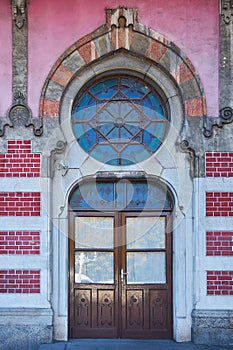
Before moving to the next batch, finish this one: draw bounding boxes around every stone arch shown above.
[39,7,206,121]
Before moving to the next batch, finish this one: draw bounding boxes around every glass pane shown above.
[75,251,114,284]
[127,252,166,284]
[126,217,165,249]
[75,217,114,249]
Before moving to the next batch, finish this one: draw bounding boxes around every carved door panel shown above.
[69,212,172,339]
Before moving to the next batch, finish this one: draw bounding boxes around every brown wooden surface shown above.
[69,211,173,339]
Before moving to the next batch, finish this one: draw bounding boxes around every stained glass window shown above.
[69,180,173,211]
[71,76,168,165]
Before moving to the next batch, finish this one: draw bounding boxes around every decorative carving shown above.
[151,296,167,328]
[49,140,67,178]
[221,0,233,24]
[203,107,233,138]
[0,118,13,137]
[179,139,199,178]
[127,292,142,327]
[76,292,90,326]
[11,0,29,29]
[106,7,138,30]
[99,293,114,326]
[1,90,43,137]
[0,91,43,137]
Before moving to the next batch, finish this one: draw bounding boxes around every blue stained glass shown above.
[71,76,168,165]
[124,109,140,122]
[146,123,165,141]
[105,102,119,117]
[99,109,114,122]
[90,79,118,99]
[69,180,173,210]
[121,145,151,164]
[120,127,133,140]
[90,144,118,164]
[121,78,148,98]
[106,127,120,140]
[73,94,96,121]
[143,93,165,121]
[73,126,97,152]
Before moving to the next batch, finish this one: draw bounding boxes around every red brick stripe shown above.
[206,152,233,177]
[206,231,233,256]
[0,231,40,255]
[206,192,233,216]
[0,192,40,216]
[207,271,233,295]
[0,269,40,293]
[0,140,40,178]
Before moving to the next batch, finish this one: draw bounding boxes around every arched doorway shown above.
[68,178,173,339]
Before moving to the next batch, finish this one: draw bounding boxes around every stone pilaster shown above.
[220,0,233,109]
[11,0,29,101]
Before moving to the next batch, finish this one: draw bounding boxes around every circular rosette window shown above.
[71,75,169,165]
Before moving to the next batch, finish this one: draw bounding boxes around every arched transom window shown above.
[71,75,169,165]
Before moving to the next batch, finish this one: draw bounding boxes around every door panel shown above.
[121,213,172,339]
[69,211,172,339]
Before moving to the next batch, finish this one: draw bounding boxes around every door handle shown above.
[121,268,128,283]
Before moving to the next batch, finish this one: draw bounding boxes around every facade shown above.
[0,0,233,348]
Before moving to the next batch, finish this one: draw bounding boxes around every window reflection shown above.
[75,252,114,284]
[127,252,166,284]
[126,217,165,249]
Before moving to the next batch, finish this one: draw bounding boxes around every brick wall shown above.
[0,231,40,255]
[0,192,40,216]
[0,269,40,293]
[0,140,40,177]
[206,152,233,177]
[207,271,233,295]
[206,192,233,216]
[206,231,233,256]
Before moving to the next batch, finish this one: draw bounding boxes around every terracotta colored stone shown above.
[52,64,73,87]
[146,39,167,62]
[78,42,93,63]
[41,99,60,117]
[185,97,203,117]
[75,34,92,49]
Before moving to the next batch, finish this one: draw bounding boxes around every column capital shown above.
[10,0,30,29]
[221,0,233,24]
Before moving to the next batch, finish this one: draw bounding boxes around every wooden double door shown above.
[69,211,172,339]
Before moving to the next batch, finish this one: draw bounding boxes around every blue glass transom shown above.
[72,76,168,165]
[69,180,173,211]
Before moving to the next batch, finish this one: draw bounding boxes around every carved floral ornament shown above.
[221,0,233,24]
[11,0,29,29]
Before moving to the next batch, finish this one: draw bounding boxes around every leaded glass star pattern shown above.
[71,76,168,165]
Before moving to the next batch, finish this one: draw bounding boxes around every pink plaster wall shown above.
[1,0,219,117]
[0,2,12,117]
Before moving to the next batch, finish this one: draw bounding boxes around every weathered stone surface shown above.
[130,32,150,55]
[41,99,60,117]
[192,310,233,346]
[94,35,114,57]
[51,65,73,87]
[185,97,204,117]
[44,80,64,102]
[180,78,201,101]
[0,325,52,350]
[219,22,233,109]
[62,50,86,74]
[12,30,27,99]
